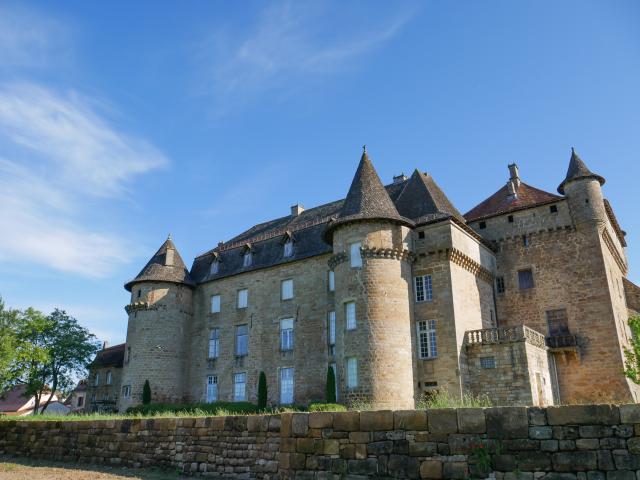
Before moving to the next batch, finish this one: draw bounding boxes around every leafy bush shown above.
[416,390,492,409]
[142,380,151,405]
[308,403,346,412]
[258,372,267,410]
[126,401,258,416]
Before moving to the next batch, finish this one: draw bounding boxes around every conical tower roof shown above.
[124,236,195,291]
[325,148,412,241]
[395,169,464,223]
[557,148,605,194]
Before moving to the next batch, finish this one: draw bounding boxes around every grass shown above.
[416,390,493,409]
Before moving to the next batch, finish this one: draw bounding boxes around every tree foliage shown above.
[623,315,640,384]
[142,380,152,405]
[257,371,267,410]
[325,365,336,403]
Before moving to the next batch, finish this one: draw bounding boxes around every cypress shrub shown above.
[258,371,268,410]
[325,365,336,403]
[142,380,151,405]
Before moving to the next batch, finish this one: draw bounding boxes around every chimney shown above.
[507,180,518,200]
[291,204,305,217]
[393,173,408,184]
[508,163,521,189]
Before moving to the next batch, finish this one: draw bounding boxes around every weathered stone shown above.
[612,450,640,469]
[530,426,554,440]
[442,462,468,480]
[597,449,615,470]
[613,425,633,438]
[367,441,393,455]
[420,460,442,479]
[559,440,576,451]
[360,410,394,431]
[626,436,640,453]
[427,409,458,434]
[528,407,548,426]
[388,454,420,478]
[587,472,605,480]
[492,454,516,471]
[349,431,370,443]
[541,439,559,452]
[448,434,477,454]
[348,458,378,476]
[547,406,620,426]
[292,413,309,437]
[309,412,333,430]
[552,451,598,471]
[486,407,529,439]
[619,404,640,424]
[409,441,438,457]
[517,451,552,471]
[323,439,339,455]
[395,410,428,431]
[580,426,613,438]
[576,438,600,450]
[605,472,635,480]
[333,412,360,432]
[599,437,625,449]
[457,408,486,434]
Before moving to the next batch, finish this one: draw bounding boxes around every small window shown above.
[414,275,433,302]
[210,259,219,275]
[281,279,294,300]
[418,231,425,239]
[328,311,336,355]
[236,324,248,356]
[550,205,558,213]
[233,372,247,401]
[283,239,294,258]
[206,375,218,403]
[280,318,294,351]
[522,235,530,248]
[328,271,335,292]
[126,347,131,365]
[479,221,486,230]
[243,251,252,267]
[208,328,220,358]
[546,309,569,337]
[280,367,294,405]
[417,320,437,359]
[480,357,496,369]
[508,215,514,223]
[350,242,362,268]
[210,295,221,313]
[94,373,100,386]
[137,289,141,298]
[237,289,248,309]
[106,371,112,385]
[122,385,131,398]
[496,276,505,294]
[518,269,534,290]
[346,357,358,388]
[77,396,84,407]
[345,301,356,330]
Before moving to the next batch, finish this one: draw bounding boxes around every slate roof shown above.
[125,237,195,291]
[89,343,125,369]
[464,182,562,222]
[558,148,605,195]
[604,199,627,247]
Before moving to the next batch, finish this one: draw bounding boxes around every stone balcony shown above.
[465,325,547,349]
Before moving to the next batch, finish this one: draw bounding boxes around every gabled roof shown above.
[464,182,561,222]
[396,169,464,224]
[124,237,195,291]
[557,148,605,194]
[324,149,412,240]
[89,343,125,369]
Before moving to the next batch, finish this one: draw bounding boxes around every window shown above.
[122,385,131,398]
[508,215,514,223]
[210,295,221,313]
[137,289,141,298]
[94,373,99,386]
[280,318,294,351]
[496,276,505,294]
[480,357,496,369]
[350,242,362,268]
[243,251,252,267]
[414,275,433,302]
[546,309,569,337]
[280,367,294,404]
[284,239,293,258]
[327,311,336,345]
[237,289,248,308]
[345,301,356,330]
[522,235,530,248]
[281,279,294,300]
[106,371,112,385]
[550,205,558,213]
[206,375,218,403]
[417,320,437,359]
[233,373,246,401]
[479,221,487,229]
[518,269,534,290]
[330,363,338,400]
[208,328,220,358]
[77,396,84,407]
[346,357,358,388]
[418,231,425,239]
[126,347,131,365]
[328,271,335,292]
[210,259,219,275]
[236,325,248,356]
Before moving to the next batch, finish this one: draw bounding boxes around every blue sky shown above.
[1,1,639,344]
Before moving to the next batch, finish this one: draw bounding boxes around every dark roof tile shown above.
[396,169,464,224]
[89,343,125,369]
[557,148,605,194]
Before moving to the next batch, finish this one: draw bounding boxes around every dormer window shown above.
[210,258,220,275]
[243,251,252,267]
[284,239,293,258]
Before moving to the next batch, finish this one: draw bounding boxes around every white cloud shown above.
[196,1,416,110]
[0,84,168,277]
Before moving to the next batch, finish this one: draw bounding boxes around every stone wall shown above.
[5,405,640,478]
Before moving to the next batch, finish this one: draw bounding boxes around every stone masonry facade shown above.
[101,148,639,412]
[6,404,640,478]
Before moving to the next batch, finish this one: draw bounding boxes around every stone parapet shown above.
[465,325,547,349]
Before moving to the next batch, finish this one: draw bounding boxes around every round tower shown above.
[118,236,194,411]
[325,148,415,409]
[558,148,607,227]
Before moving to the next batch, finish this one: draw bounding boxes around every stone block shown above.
[528,407,548,426]
[605,472,635,480]
[292,413,309,437]
[360,410,394,431]
[597,449,614,470]
[348,458,378,476]
[366,441,393,455]
[409,441,437,457]
[323,439,339,455]
[442,462,468,480]
[331,458,347,474]
[309,412,333,430]
[579,426,613,438]
[575,438,600,450]
[626,437,640,453]
[492,454,516,471]
[552,451,598,472]
[530,426,553,440]
[349,431,370,443]
[559,440,576,450]
[541,440,559,452]
[599,437,625,450]
[394,410,428,431]
[333,412,359,432]
[517,451,552,471]
[457,408,486,434]
[427,409,458,434]
[486,407,529,439]
[420,460,442,479]
[297,437,322,454]
[547,405,620,426]
[587,472,605,480]
[612,450,640,469]
[613,425,633,438]
[619,404,640,424]
[281,413,293,437]
[388,454,420,479]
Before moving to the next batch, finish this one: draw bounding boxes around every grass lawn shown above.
[0,457,184,479]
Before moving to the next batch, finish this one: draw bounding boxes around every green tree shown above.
[624,315,640,384]
[142,380,152,405]
[325,365,336,403]
[257,371,267,410]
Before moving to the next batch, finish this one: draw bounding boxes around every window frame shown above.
[480,356,496,369]
[206,375,218,403]
[122,385,131,398]
[546,308,569,337]
[210,259,220,275]
[237,289,248,309]
[345,301,357,331]
[495,276,505,295]
[210,294,221,313]
[283,239,294,258]
[346,357,358,388]
[233,372,247,401]
[417,320,437,359]
[208,328,220,359]
[414,274,433,302]
[281,279,294,301]
[280,317,294,351]
[349,242,362,268]
[235,324,249,357]
[243,251,252,267]
[94,373,100,386]
[328,270,335,292]
[518,269,535,290]
[106,371,112,385]
[279,367,294,405]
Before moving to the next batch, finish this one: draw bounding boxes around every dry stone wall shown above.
[5,405,640,478]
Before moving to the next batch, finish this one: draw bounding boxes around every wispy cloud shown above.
[0,84,168,277]
[196,1,417,112]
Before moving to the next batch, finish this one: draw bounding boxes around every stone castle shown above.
[85,148,640,412]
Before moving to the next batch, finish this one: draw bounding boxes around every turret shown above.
[118,235,195,411]
[325,147,415,409]
[558,148,607,227]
